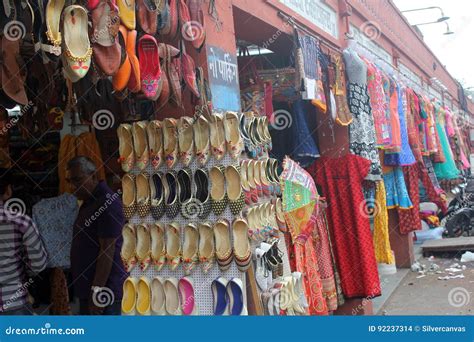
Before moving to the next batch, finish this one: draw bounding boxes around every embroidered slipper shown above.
[210,165,227,216]
[166,222,182,271]
[122,173,137,219]
[137,0,158,35]
[193,115,210,166]
[151,277,166,315]
[227,278,248,315]
[164,278,181,315]
[214,219,233,271]
[182,223,199,275]
[138,34,162,99]
[178,167,196,219]
[157,0,171,34]
[121,223,137,272]
[91,0,121,76]
[118,0,136,30]
[186,0,206,51]
[180,44,200,97]
[150,173,166,220]
[232,218,252,272]
[150,223,166,271]
[132,121,149,170]
[177,116,195,166]
[163,118,178,168]
[136,172,151,217]
[163,0,179,39]
[122,277,138,315]
[212,277,229,315]
[146,120,163,169]
[209,112,226,161]
[62,5,92,82]
[126,29,141,93]
[136,223,151,271]
[112,25,131,91]
[194,168,212,219]
[225,165,245,215]
[137,277,152,316]
[178,277,198,315]
[163,171,180,218]
[224,111,244,159]
[117,123,135,172]
[45,0,65,56]
[198,222,215,273]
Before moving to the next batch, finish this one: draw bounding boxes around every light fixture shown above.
[402,6,451,27]
[444,22,454,35]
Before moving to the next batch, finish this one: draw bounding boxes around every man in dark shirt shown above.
[67,156,127,315]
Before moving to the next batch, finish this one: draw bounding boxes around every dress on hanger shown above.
[433,105,460,180]
[383,166,413,209]
[343,49,382,181]
[309,154,381,298]
[373,181,395,265]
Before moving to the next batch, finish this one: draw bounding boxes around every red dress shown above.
[308,154,381,298]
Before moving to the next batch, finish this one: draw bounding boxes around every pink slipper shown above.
[178,277,197,315]
[138,34,162,99]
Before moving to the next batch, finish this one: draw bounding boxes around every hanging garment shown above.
[405,88,423,162]
[309,154,381,298]
[330,52,352,125]
[343,49,382,181]
[294,237,328,315]
[373,181,395,265]
[381,71,401,151]
[398,161,447,234]
[433,105,460,180]
[32,193,79,268]
[312,204,338,311]
[423,156,441,190]
[384,83,416,166]
[383,166,413,209]
[363,58,390,147]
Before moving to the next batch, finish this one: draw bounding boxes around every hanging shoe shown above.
[163,171,180,218]
[112,25,131,91]
[151,276,166,315]
[240,113,256,158]
[212,277,228,316]
[164,277,181,315]
[150,223,166,271]
[132,121,149,170]
[275,197,288,233]
[62,5,92,82]
[178,276,198,315]
[246,160,258,203]
[136,172,151,217]
[138,34,162,99]
[177,116,195,166]
[214,219,233,271]
[232,218,251,272]
[147,120,163,170]
[194,168,212,219]
[224,112,244,159]
[150,173,165,219]
[239,160,252,205]
[261,116,273,151]
[136,223,151,271]
[259,160,271,197]
[209,112,226,161]
[252,160,263,198]
[225,165,245,216]
[163,118,178,168]
[193,115,210,166]
[117,123,135,172]
[122,277,138,315]
[210,165,228,216]
[136,276,151,315]
[187,0,206,51]
[122,173,136,220]
[118,0,136,30]
[166,222,182,271]
[121,223,137,272]
[227,278,248,315]
[182,223,199,275]
[137,0,158,35]
[126,29,141,93]
[198,222,215,273]
[45,0,65,57]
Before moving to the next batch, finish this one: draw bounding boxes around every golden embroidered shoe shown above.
[166,222,182,270]
[177,116,194,166]
[224,111,244,159]
[132,121,149,170]
[150,223,166,271]
[136,223,151,271]
[198,222,215,273]
[182,223,199,275]
[147,120,163,169]
[163,118,178,168]
[117,123,135,172]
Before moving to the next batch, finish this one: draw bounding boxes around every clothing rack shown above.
[277,11,341,54]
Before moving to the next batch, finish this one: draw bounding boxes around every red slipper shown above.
[138,34,162,99]
[181,45,199,97]
[183,0,206,51]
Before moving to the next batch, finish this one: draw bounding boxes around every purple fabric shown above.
[70,181,127,300]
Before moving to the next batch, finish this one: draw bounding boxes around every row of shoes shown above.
[246,199,287,241]
[260,272,309,316]
[121,276,246,316]
[240,158,281,205]
[240,113,273,158]
[255,240,285,292]
[117,112,244,172]
[121,164,245,220]
[120,218,252,274]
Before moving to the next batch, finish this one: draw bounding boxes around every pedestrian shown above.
[0,168,47,315]
[67,156,127,315]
